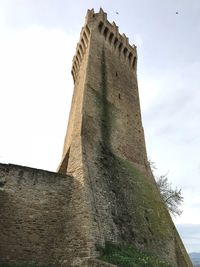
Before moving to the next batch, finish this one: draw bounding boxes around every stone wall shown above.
[0,163,91,266]
[58,9,192,267]
[0,8,192,267]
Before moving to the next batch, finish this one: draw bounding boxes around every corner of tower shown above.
[85,8,107,25]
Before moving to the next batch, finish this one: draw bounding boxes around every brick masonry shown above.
[0,163,93,266]
[0,8,193,267]
[59,8,192,267]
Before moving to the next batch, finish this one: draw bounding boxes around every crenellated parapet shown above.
[71,25,90,83]
[96,19,137,69]
[71,8,137,84]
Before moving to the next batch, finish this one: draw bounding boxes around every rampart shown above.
[0,163,91,266]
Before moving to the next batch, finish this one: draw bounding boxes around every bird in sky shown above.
[176,11,179,14]
[116,11,119,15]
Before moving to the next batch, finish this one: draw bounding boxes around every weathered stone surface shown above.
[0,163,92,266]
[59,8,192,267]
[0,8,192,267]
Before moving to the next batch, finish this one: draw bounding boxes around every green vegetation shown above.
[100,47,110,146]
[114,155,172,241]
[96,47,187,267]
[0,264,38,267]
[156,174,183,216]
[148,160,184,217]
[99,242,173,267]
[0,264,53,267]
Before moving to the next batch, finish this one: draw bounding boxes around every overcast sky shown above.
[0,0,199,253]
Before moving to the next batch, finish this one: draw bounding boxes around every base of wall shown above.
[79,259,117,267]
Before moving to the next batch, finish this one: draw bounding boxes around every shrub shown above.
[99,242,174,267]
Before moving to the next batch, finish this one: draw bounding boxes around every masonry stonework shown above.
[0,8,192,267]
[59,8,192,267]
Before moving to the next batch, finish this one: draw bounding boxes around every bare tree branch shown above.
[149,160,184,217]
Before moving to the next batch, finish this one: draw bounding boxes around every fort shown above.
[0,8,192,267]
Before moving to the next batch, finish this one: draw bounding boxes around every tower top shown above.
[71,8,137,84]
[84,8,135,48]
[85,8,107,23]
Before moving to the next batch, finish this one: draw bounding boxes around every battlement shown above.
[71,24,90,83]
[71,8,137,84]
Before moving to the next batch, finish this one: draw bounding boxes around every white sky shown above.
[0,0,199,253]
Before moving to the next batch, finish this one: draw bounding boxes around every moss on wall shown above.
[97,141,172,244]
[100,48,111,148]
[81,44,192,267]
[93,47,174,256]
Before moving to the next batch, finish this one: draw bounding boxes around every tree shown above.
[148,159,183,217]
[156,174,183,216]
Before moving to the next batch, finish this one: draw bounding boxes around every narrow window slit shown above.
[132,57,137,69]
[85,25,90,35]
[109,33,114,43]
[103,27,109,38]
[83,32,88,44]
[98,22,103,33]
[79,44,84,57]
[114,38,118,48]
[118,43,123,52]
[128,52,133,63]
[123,47,128,57]
[81,38,86,50]
[77,50,82,61]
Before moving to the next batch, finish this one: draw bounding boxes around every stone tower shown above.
[58,8,192,267]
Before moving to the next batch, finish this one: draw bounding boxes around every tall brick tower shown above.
[59,8,192,267]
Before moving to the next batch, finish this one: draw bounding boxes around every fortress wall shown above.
[0,8,192,267]
[0,163,90,266]
[56,8,192,267]
[68,9,192,267]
